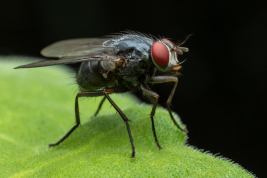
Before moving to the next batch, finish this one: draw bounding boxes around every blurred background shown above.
[1,0,266,176]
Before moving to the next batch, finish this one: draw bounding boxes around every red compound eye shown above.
[163,38,174,46]
[163,38,178,57]
[151,42,170,69]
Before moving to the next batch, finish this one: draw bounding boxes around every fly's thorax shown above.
[104,34,153,61]
[76,61,115,91]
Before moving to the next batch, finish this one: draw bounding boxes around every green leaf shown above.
[0,57,254,177]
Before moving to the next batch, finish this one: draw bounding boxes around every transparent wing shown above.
[41,38,111,58]
[14,37,120,69]
[14,54,120,69]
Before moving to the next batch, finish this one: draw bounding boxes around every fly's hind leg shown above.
[150,76,187,133]
[49,90,107,147]
[49,87,136,158]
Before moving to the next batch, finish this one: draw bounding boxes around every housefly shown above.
[15,31,191,158]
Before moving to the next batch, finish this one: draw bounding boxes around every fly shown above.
[14,31,191,158]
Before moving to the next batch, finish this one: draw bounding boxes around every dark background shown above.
[1,0,266,176]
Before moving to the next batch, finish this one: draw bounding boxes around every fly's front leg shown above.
[150,76,187,133]
[141,84,162,150]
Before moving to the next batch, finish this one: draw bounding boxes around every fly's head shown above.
[151,36,191,76]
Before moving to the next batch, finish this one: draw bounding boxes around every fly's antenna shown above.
[172,34,192,55]
[172,46,189,55]
[179,34,193,46]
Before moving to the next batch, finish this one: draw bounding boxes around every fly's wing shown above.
[14,54,120,69]
[41,38,111,58]
[15,38,118,69]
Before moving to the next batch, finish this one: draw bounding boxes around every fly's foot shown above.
[183,126,188,134]
[131,152,135,158]
[48,143,57,148]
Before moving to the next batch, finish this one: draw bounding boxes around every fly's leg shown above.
[93,97,106,117]
[150,76,187,133]
[103,88,135,158]
[141,84,162,150]
[49,90,107,147]
[49,87,136,158]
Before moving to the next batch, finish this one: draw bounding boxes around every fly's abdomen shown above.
[76,61,115,91]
